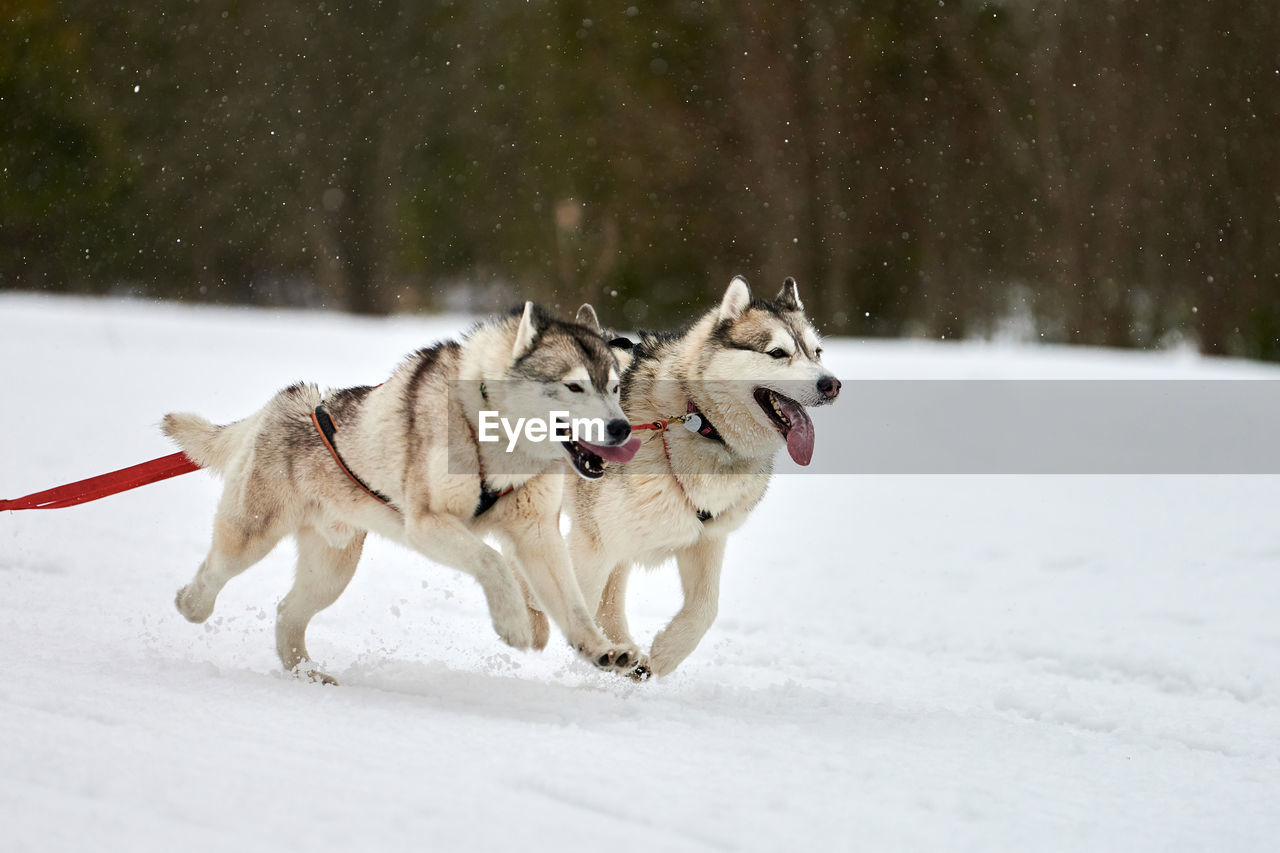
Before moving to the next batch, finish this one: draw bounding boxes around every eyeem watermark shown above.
[478,410,607,452]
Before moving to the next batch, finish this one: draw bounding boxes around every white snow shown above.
[2,293,1278,852]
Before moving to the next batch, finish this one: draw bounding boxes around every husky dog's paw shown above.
[494,617,535,651]
[480,569,536,650]
[646,633,691,679]
[488,591,535,650]
[579,642,645,676]
[626,655,652,682]
[290,662,339,686]
[175,584,214,623]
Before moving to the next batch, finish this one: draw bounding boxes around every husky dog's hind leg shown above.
[513,569,552,652]
[276,526,366,684]
[559,531,645,670]
[596,565,653,679]
[175,506,288,625]
[166,411,289,624]
[596,564,635,647]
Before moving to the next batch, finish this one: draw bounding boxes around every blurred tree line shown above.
[2,0,1278,357]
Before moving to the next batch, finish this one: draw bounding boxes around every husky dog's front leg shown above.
[508,526,642,674]
[648,535,726,677]
[403,511,533,650]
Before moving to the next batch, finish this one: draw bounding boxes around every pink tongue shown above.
[581,436,642,464]
[778,397,815,466]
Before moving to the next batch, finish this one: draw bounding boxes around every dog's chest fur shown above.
[568,436,767,566]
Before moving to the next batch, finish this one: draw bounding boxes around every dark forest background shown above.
[3,1,1278,358]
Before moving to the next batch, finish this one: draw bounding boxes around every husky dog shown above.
[163,302,641,683]
[565,277,841,678]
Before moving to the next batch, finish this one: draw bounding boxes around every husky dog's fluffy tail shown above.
[161,412,242,474]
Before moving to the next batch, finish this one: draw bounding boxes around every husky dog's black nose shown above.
[605,418,631,444]
[817,375,841,400]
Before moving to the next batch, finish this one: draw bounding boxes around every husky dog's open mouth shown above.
[753,387,816,466]
[563,437,641,479]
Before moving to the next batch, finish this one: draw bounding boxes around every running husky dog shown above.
[163,302,641,683]
[565,276,841,678]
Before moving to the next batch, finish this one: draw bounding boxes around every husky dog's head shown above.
[494,302,640,479]
[674,276,841,466]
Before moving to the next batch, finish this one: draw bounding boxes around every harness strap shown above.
[311,406,396,508]
[460,414,514,518]
[475,483,513,518]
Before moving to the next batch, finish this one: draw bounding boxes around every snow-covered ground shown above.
[2,293,1279,852]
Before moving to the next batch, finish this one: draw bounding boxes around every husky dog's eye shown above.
[565,383,585,393]
[767,348,789,360]
[611,384,620,395]
[814,347,824,359]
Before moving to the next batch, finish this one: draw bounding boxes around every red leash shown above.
[0,452,200,511]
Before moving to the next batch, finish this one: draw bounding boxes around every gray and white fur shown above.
[163,302,640,683]
[565,277,841,678]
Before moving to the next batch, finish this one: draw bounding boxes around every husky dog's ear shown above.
[719,275,751,321]
[575,303,602,334]
[775,277,803,312]
[512,301,538,360]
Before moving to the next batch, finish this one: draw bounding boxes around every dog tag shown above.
[683,414,703,434]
